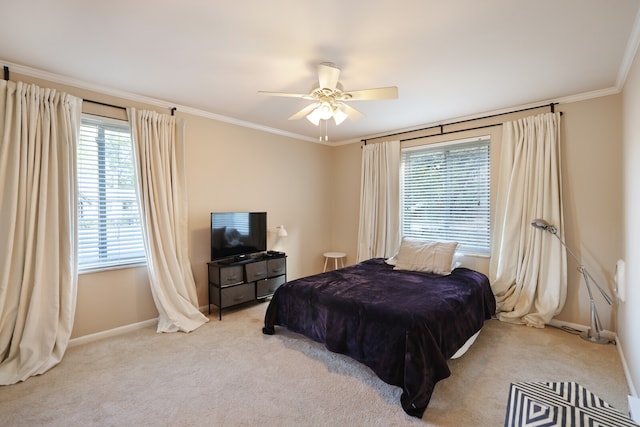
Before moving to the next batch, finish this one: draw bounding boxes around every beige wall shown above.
[11,69,627,346]
[11,71,334,339]
[329,142,361,266]
[556,95,623,330]
[74,266,156,338]
[331,95,624,332]
[622,46,640,395]
[182,113,334,307]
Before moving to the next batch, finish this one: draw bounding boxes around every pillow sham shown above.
[392,238,459,275]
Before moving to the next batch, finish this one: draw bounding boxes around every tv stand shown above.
[207,252,286,320]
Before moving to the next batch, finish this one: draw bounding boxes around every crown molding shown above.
[1,59,319,145]
[3,58,629,148]
[617,6,640,90]
[351,86,621,146]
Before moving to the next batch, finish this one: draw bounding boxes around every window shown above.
[77,115,145,270]
[401,137,491,255]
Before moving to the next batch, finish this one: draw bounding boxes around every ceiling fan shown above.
[259,62,398,127]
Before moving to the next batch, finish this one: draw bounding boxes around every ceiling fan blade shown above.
[318,62,340,91]
[258,90,313,99]
[337,102,364,121]
[343,86,398,101]
[288,103,319,120]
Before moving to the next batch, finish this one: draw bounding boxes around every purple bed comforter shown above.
[262,258,496,417]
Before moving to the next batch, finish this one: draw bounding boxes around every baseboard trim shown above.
[548,318,638,399]
[616,335,639,398]
[68,318,158,348]
[69,306,211,348]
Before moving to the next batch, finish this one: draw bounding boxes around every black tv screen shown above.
[210,212,267,260]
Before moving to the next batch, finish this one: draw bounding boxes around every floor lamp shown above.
[531,219,614,344]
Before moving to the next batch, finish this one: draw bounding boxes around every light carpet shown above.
[0,302,630,426]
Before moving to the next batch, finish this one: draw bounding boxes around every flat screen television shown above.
[210,211,267,261]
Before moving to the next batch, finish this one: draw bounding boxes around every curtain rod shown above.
[84,99,177,116]
[362,102,559,144]
[1,67,180,116]
[84,99,127,111]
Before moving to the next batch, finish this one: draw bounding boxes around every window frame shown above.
[77,114,146,273]
[400,135,491,256]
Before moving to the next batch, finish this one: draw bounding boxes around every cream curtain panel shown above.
[357,140,401,262]
[0,81,81,384]
[490,112,566,327]
[128,109,208,333]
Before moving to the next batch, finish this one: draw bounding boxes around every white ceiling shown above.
[1,0,639,144]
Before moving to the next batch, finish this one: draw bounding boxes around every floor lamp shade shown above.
[531,219,614,344]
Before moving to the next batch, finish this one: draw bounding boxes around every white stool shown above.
[323,252,346,272]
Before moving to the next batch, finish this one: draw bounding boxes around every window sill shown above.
[78,261,147,275]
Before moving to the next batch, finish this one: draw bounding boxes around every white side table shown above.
[323,252,346,272]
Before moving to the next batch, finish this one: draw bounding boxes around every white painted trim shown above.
[548,318,639,400]
[176,104,319,144]
[2,58,627,147]
[630,395,640,422]
[1,59,320,145]
[68,305,211,347]
[68,318,157,347]
[616,334,639,398]
[617,6,640,90]
[554,87,621,105]
[355,88,621,146]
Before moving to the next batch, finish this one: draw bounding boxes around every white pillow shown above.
[393,238,459,275]
[386,250,461,270]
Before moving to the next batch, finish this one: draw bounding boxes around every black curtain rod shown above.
[84,99,127,111]
[2,70,178,116]
[400,122,502,142]
[362,102,559,144]
[85,99,177,116]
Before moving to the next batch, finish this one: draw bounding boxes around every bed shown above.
[262,256,496,418]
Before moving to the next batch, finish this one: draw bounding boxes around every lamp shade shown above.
[531,218,557,233]
[277,225,288,237]
[333,107,348,125]
[318,102,333,120]
[306,108,321,126]
[305,101,348,126]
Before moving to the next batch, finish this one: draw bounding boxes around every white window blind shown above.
[77,115,145,270]
[401,137,491,255]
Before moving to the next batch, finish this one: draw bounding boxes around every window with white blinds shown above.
[77,115,145,271]
[401,137,491,255]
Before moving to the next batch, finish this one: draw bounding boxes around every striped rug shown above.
[504,381,638,427]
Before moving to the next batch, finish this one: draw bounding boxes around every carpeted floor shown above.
[0,302,631,426]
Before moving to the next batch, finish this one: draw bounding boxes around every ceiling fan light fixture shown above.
[333,107,348,125]
[318,102,333,120]
[260,62,398,135]
[306,108,322,126]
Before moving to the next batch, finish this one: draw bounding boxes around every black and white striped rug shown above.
[504,381,638,427]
